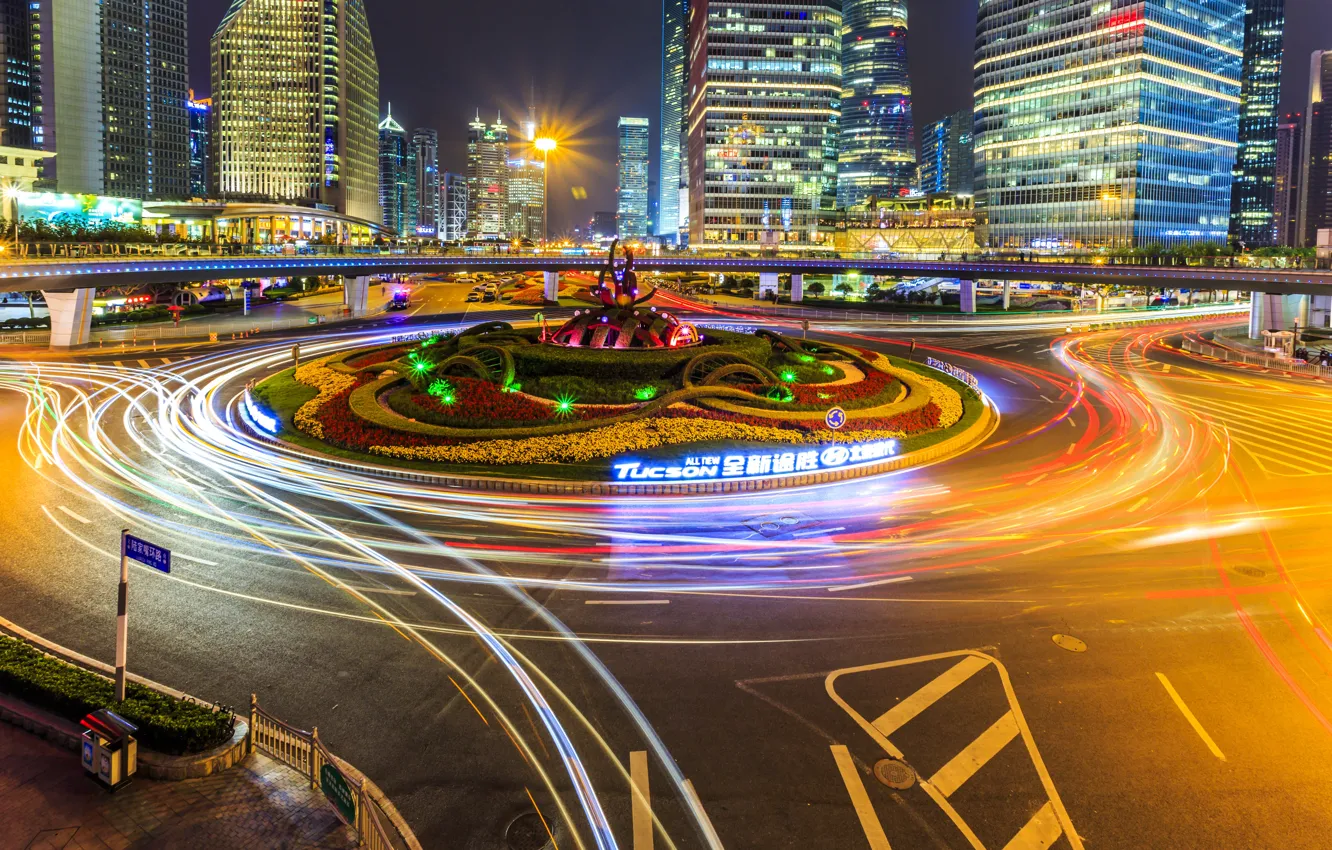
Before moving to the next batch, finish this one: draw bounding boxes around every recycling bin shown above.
[80,709,138,791]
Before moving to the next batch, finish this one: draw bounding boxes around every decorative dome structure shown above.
[548,241,700,349]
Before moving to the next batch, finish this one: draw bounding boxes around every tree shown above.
[807,281,826,296]
[835,281,854,298]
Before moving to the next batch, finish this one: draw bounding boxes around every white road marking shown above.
[873,655,990,737]
[1156,672,1225,761]
[585,599,670,605]
[831,745,892,850]
[56,505,91,524]
[682,779,726,850]
[339,583,418,597]
[995,343,1019,349]
[1002,377,1020,385]
[1002,801,1063,850]
[630,750,654,850]
[930,710,1020,798]
[1039,395,1056,404]
[828,576,914,592]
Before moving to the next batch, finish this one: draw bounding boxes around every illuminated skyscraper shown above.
[1274,116,1302,247]
[442,171,468,242]
[974,1,1244,250]
[920,110,973,197]
[617,117,649,239]
[0,0,33,148]
[378,107,410,235]
[659,0,688,240]
[838,1,916,207]
[1298,51,1332,247]
[189,95,212,197]
[211,0,380,222]
[466,112,509,238]
[686,0,841,249]
[412,128,439,237]
[1228,0,1286,248]
[507,157,544,242]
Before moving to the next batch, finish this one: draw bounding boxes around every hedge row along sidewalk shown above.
[0,633,235,755]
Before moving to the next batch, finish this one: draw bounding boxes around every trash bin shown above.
[80,709,138,791]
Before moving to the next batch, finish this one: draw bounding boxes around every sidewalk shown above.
[0,719,356,850]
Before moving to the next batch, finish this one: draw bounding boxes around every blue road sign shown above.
[123,533,171,574]
[825,407,847,430]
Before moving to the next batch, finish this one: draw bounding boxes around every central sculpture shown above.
[548,240,700,349]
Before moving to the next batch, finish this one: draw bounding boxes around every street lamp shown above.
[3,184,20,255]
[534,136,557,251]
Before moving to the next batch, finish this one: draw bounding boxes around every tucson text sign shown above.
[612,439,899,482]
[925,357,981,393]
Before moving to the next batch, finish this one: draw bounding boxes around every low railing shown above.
[249,694,421,850]
[1181,337,1332,377]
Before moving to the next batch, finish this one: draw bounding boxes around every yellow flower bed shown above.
[866,353,963,428]
[292,356,357,440]
[369,417,906,465]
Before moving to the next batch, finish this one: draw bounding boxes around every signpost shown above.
[320,760,358,826]
[116,531,171,702]
[825,407,846,431]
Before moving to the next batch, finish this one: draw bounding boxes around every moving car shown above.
[387,291,412,310]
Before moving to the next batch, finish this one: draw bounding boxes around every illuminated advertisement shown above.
[925,357,981,393]
[612,439,899,482]
[16,192,142,226]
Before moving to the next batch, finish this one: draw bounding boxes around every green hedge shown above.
[0,635,235,755]
[510,329,772,382]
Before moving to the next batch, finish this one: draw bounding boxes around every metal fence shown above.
[687,298,1246,325]
[249,694,421,850]
[1181,338,1332,377]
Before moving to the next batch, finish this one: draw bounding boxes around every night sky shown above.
[190,0,1332,233]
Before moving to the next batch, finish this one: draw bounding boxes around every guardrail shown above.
[681,297,1247,325]
[249,694,421,850]
[1181,338,1332,377]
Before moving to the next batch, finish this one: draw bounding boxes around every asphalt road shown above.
[1,289,1330,850]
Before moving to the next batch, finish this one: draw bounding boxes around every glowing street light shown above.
[534,136,557,250]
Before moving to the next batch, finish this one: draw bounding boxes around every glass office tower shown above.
[442,171,468,242]
[212,0,380,222]
[466,112,509,239]
[507,157,544,242]
[659,0,688,240]
[1228,0,1286,248]
[378,108,410,235]
[617,116,650,239]
[1274,115,1302,247]
[920,109,974,197]
[838,0,916,207]
[974,1,1244,251]
[412,128,440,237]
[686,0,842,249]
[1298,51,1332,248]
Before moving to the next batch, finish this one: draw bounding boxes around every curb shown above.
[0,614,249,780]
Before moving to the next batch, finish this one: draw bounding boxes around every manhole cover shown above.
[873,758,916,789]
[1053,634,1087,652]
[505,813,552,850]
[1233,565,1266,579]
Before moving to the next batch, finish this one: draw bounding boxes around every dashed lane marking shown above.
[830,744,892,850]
[1002,801,1063,850]
[56,505,91,524]
[630,750,653,850]
[585,599,670,605]
[828,576,913,592]
[1155,672,1225,761]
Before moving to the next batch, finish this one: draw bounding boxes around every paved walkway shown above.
[0,719,357,850]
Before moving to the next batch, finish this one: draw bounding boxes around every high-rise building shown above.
[1298,51,1332,248]
[378,107,410,235]
[1228,0,1286,249]
[686,0,842,249]
[212,0,380,222]
[188,94,212,197]
[591,211,617,241]
[920,110,974,197]
[507,157,544,242]
[1275,116,1302,247]
[442,171,468,242]
[412,128,439,237]
[658,0,688,240]
[617,116,649,239]
[0,0,33,148]
[466,112,509,239]
[974,1,1244,251]
[838,1,916,208]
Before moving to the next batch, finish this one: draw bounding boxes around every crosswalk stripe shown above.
[872,655,990,738]
[1001,800,1063,850]
[630,751,653,850]
[830,745,892,850]
[929,710,1020,798]
[112,360,124,367]
[136,359,150,368]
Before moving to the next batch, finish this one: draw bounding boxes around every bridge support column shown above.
[543,271,559,302]
[1249,291,1292,339]
[342,276,370,317]
[1311,294,1332,329]
[1002,281,1011,311]
[960,279,976,314]
[758,272,779,301]
[790,274,804,303]
[44,288,94,349]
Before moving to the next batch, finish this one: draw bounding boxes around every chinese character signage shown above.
[925,357,981,393]
[122,533,171,574]
[612,439,899,482]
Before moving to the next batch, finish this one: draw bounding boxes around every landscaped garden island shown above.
[248,246,992,492]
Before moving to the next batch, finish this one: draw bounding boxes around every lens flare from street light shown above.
[535,137,557,154]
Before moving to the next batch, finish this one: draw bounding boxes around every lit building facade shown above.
[974,1,1244,251]
[31,0,103,192]
[838,0,916,208]
[412,128,439,237]
[1298,51,1332,248]
[920,109,974,197]
[591,211,616,241]
[442,170,467,241]
[686,0,842,249]
[659,0,688,240]
[211,0,380,222]
[378,108,411,235]
[1274,115,1302,247]
[1228,0,1286,248]
[617,116,649,239]
[466,112,508,239]
[189,95,212,197]
[507,157,544,242]
[0,0,33,148]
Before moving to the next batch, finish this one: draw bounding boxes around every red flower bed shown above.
[404,378,625,427]
[313,377,447,451]
[344,346,407,370]
[790,366,893,406]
